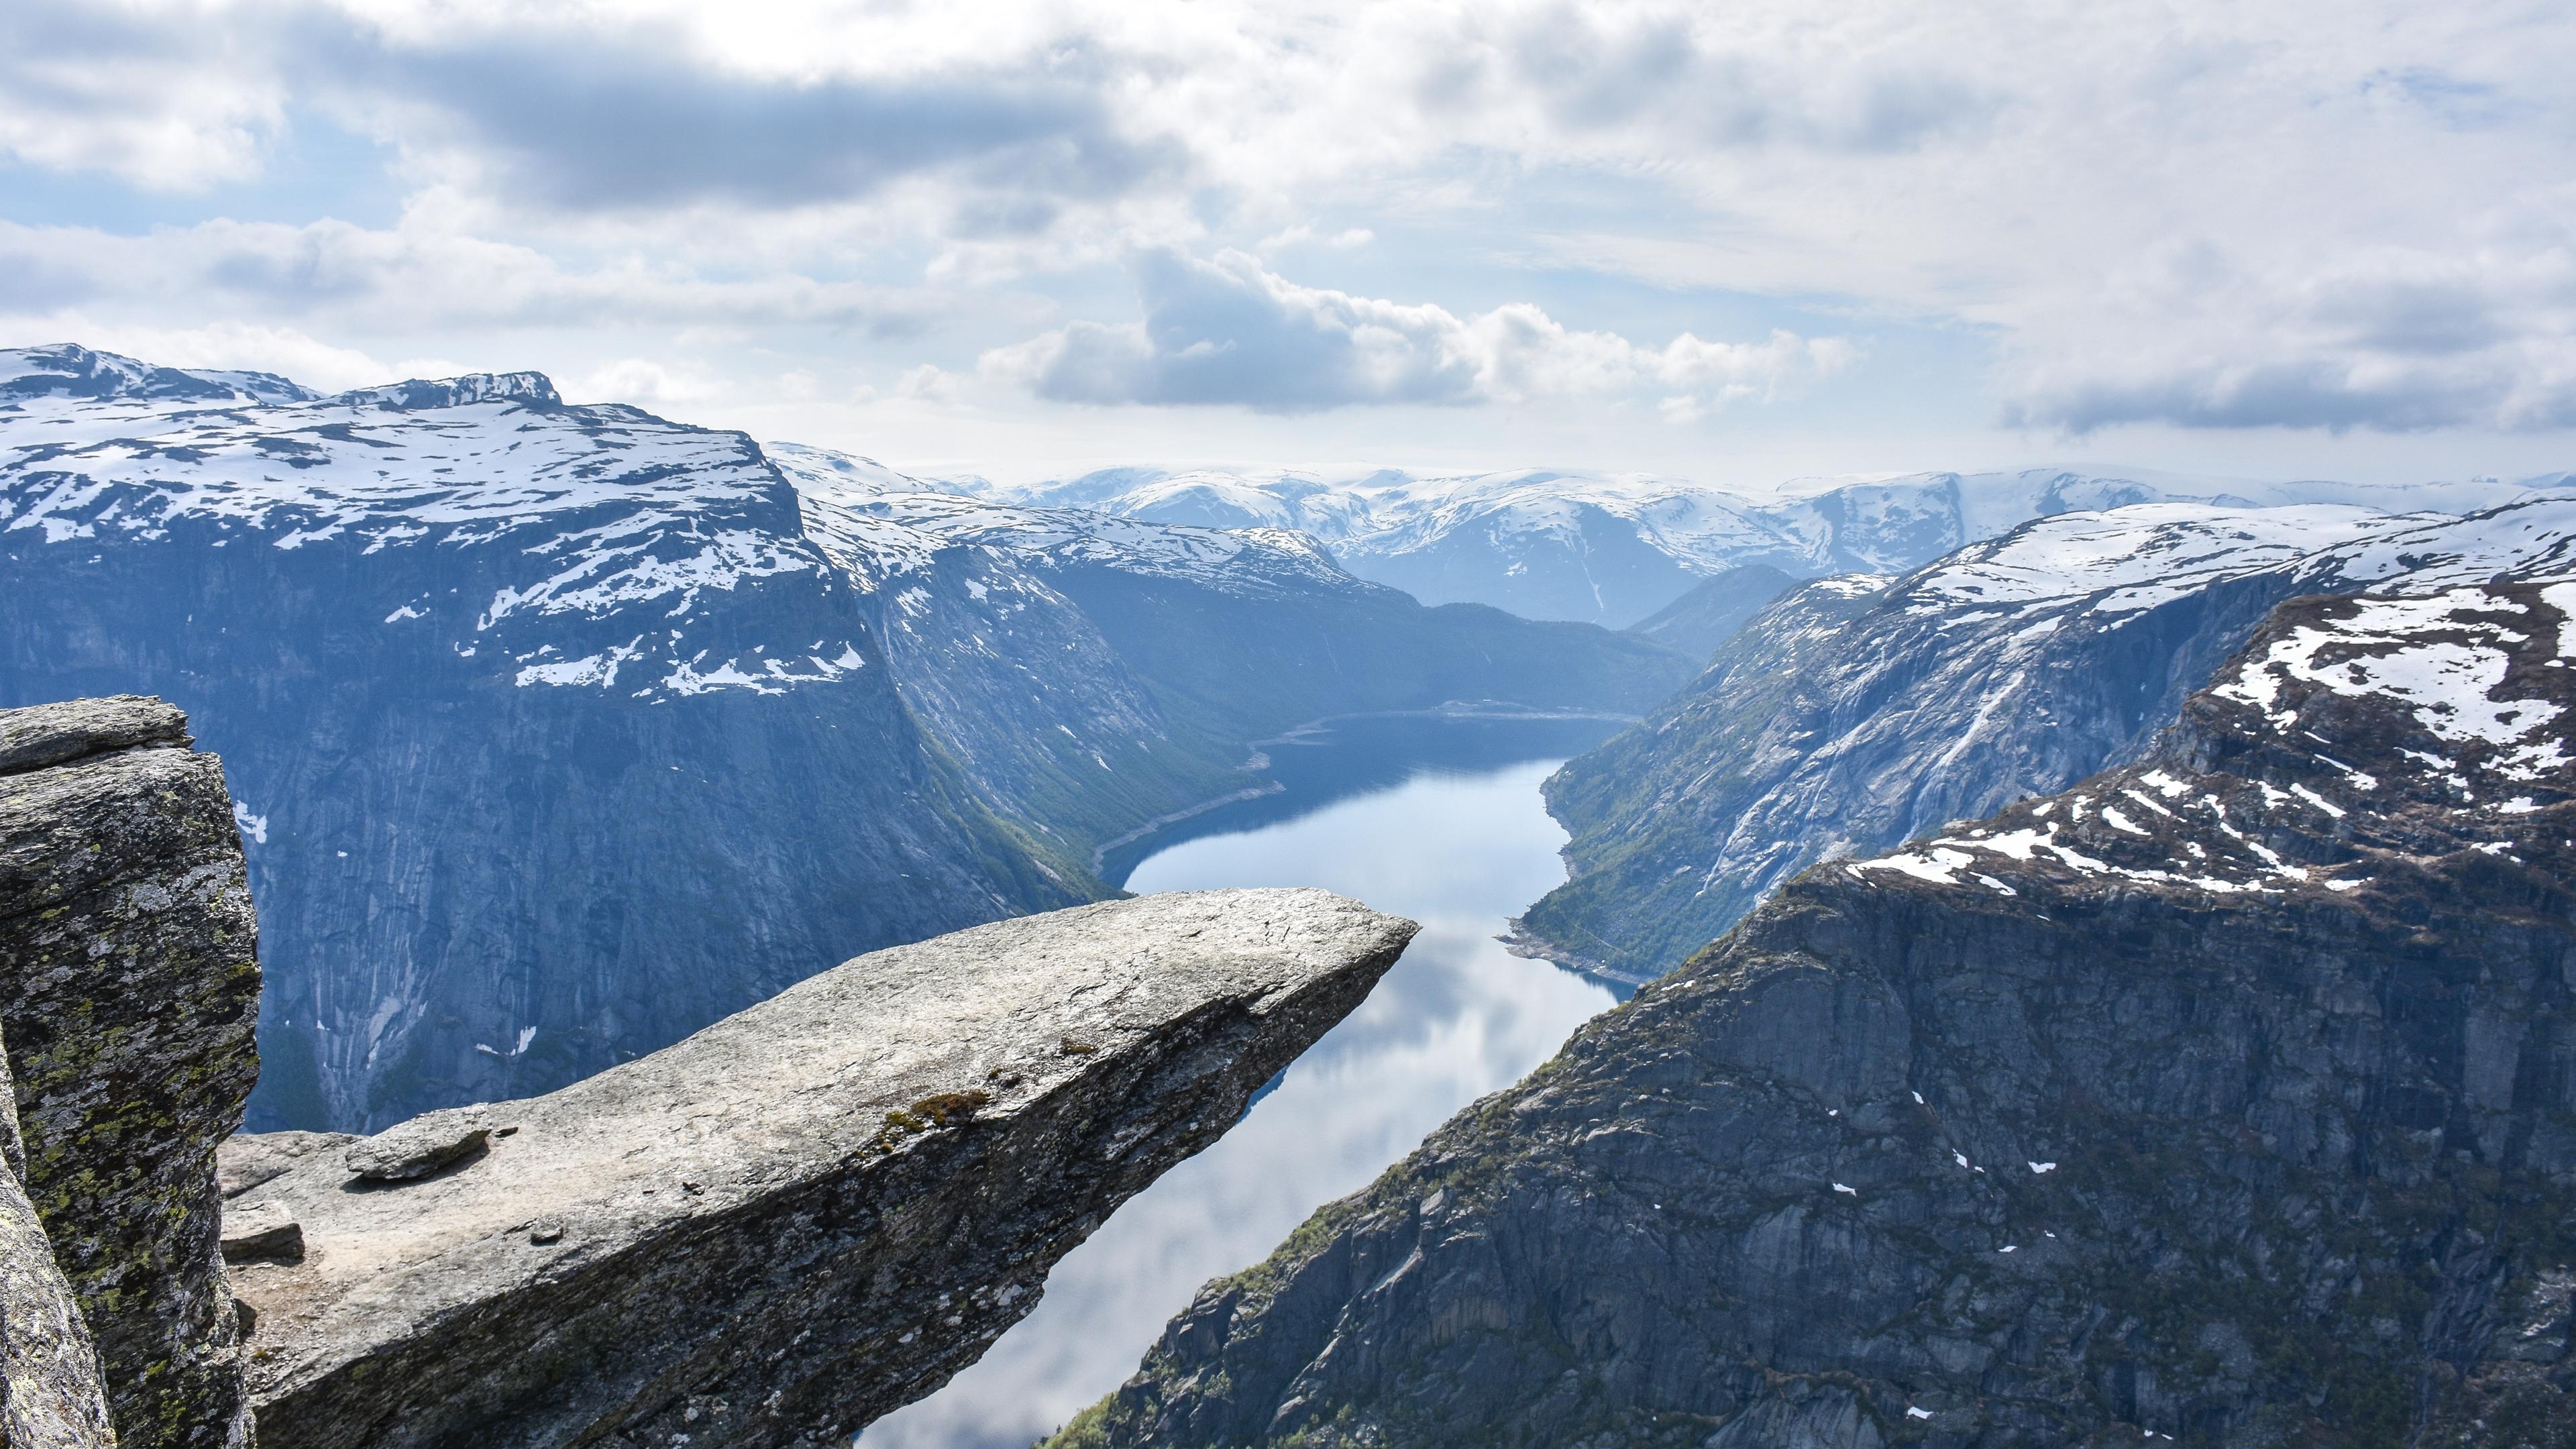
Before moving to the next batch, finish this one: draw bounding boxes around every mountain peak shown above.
[329,372,561,411]
[0,343,317,407]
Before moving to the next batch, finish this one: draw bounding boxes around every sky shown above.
[2,0,2573,488]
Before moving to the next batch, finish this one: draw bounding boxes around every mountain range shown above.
[0,344,1686,1130]
[1514,495,2576,982]
[968,463,2567,629]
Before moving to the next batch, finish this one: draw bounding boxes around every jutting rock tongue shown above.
[229,888,1415,1449]
[1059,579,2576,1446]
[0,696,263,1449]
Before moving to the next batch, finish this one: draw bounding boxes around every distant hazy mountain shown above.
[0,345,1689,1130]
[1622,564,1801,659]
[973,463,2559,628]
[1514,496,2576,980]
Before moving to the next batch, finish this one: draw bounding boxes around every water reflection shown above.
[858,716,1625,1449]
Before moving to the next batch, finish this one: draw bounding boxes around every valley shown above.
[9,341,2576,1446]
[861,712,1625,1449]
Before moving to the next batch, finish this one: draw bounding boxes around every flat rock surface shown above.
[232,887,1413,1449]
[0,694,188,778]
[217,1132,354,1200]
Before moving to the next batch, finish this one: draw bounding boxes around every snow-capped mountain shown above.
[0,346,1691,1130]
[1513,494,2576,981]
[977,463,2562,629]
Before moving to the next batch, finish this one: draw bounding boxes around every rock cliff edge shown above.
[231,888,1415,1449]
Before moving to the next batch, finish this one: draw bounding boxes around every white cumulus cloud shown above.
[982,248,1852,416]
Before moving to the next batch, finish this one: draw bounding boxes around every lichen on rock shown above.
[0,695,262,1449]
[0,1019,118,1449]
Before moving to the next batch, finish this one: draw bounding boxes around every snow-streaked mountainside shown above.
[0,345,1690,1130]
[771,442,1352,594]
[970,462,2566,629]
[1515,494,2576,981]
[1067,572,2576,1449]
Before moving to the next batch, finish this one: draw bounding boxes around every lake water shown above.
[856,714,1627,1448]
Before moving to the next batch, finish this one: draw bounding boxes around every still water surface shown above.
[858,714,1627,1448]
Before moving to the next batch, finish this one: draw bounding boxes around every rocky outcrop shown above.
[1,1022,118,1449]
[229,888,1414,1449]
[0,696,262,1449]
[1065,579,2576,1446]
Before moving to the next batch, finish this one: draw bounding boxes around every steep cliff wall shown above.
[1067,580,2576,1446]
[230,889,1414,1449]
[0,696,260,1449]
[0,1021,117,1449]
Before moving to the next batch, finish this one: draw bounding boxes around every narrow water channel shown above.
[859,713,1628,1448]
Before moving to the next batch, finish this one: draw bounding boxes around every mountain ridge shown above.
[1055,569,2576,1447]
[1515,495,2576,981]
[955,461,2570,627]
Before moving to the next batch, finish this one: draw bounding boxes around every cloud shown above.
[2003,223,2576,433]
[0,217,941,335]
[1468,7,1993,154]
[570,357,720,408]
[0,5,282,189]
[3,1,2573,445]
[0,3,1175,223]
[1258,225,1375,251]
[895,364,967,403]
[339,30,1177,215]
[981,248,1851,415]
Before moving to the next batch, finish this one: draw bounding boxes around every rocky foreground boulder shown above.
[1063,580,2576,1446]
[1,1022,117,1449]
[229,888,1414,1449]
[0,696,261,1449]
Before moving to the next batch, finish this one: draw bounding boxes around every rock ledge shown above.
[231,887,1413,1449]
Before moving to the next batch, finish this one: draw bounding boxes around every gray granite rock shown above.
[216,1203,301,1265]
[0,1021,117,1449]
[341,1107,491,1182]
[216,1133,354,1201]
[0,695,262,1449]
[0,693,185,777]
[231,887,1414,1449]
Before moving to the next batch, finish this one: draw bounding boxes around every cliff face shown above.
[1068,578,2576,1447]
[0,696,260,1449]
[1,1021,118,1449]
[228,889,1414,1449]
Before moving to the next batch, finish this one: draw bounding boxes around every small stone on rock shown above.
[221,1201,305,1263]
[345,1105,493,1181]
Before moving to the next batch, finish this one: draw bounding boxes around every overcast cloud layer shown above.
[1,0,2571,482]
